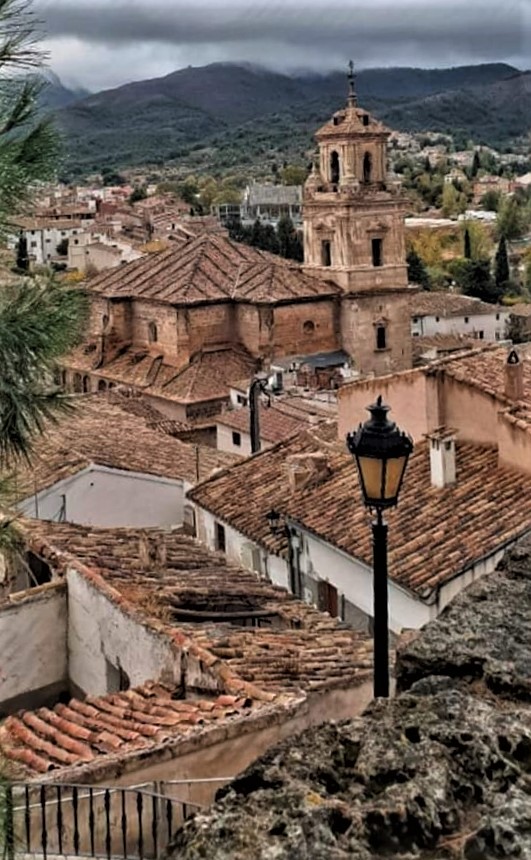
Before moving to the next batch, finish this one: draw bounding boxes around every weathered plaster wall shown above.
[216,423,252,456]
[0,585,67,713]
[67,568,181,697]
[497,411,531,475]
[19,465,184,528]
[271,301,339,359]
[441,375,500,446]
[338,369,432,443]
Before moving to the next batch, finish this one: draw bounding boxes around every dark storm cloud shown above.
[40,0,526,66]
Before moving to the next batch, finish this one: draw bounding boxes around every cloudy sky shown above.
[35,0,529,92]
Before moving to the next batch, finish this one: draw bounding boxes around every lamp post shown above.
[346,396,413,698]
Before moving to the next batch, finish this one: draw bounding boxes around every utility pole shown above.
[249,374,269,454]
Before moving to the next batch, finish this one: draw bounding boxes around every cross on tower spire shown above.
[347,60,357,106]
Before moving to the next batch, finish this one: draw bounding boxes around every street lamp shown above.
[346,395,413,698]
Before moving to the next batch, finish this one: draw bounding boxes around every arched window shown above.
[363,152,372,183]
[97,379,107,392]
[73,373,83,393]
[82,375,91,393]
[303,320,315,334]
[148,321,158,343]
[330,151,340,186]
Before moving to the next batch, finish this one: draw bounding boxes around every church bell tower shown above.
[303,63,413,375]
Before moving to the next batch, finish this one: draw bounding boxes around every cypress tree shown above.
[495,236,510,289]
[16,233,29,271]
[464,228,472,259]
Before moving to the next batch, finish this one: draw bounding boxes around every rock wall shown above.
[166,536,531,859]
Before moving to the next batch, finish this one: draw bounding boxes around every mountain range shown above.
[43,63,529,178]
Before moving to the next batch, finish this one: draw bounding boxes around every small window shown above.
[236,394,247,406]
[215,523,226,553]
[412,317,418,324]
[232,431,242,447]
[148,321,158,343]
[371,238,383,267]
[435,316,440,322]
[496,313,500,320]
[376,326,387,350]
[479,331,484,339]
[464,317,469,324]
[303,320,315,334]
[321,240,332,267]
[363,152,372,183]
[362,114,369,127]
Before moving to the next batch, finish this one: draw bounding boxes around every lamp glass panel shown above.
[383,455,408,502]
[357,456,385,503]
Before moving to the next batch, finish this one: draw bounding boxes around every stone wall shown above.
[168,536,531,859]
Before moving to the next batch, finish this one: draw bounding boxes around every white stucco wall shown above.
[18,465,184,528]
[67,568,180,697]
[0,587,67,708]
[411,310,508,341]
[299,533,432,634]
[216,424,252,456]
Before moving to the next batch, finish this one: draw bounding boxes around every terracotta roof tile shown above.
[67,346,258,407]
[411,293,502,318]
[1,521,373,776]
[84,234,338,306]
[189,426,531,598]
[12,394,238,499]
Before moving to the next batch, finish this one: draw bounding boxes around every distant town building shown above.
[410,293,508,342]
[241,183,302,226]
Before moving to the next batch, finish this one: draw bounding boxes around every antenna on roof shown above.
[347,59,357,107]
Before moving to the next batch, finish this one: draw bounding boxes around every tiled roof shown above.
[67,346,258,407]
[189,426,531,598]
[245,185,302,207]
[411,292,502,318]
[12,394,238,500]
[0,685,257,775]
[0,521,373,775]
[217,404,308,444]
[438,345,531,403]
[84,234,338,306]
[508,302,531,317]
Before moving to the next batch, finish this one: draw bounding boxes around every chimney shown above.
[427,428,457,489]
[286,452,329,492]
[505,349,524,401]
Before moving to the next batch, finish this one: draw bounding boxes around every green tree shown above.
[470,151,481,178]
[277,215,302,261]
[280,164,307,186]
[463,228,472,259]
[497,197,526,240]
[481,190,501,212]
[0,0,87,466]
[128,185,147,204]
[459,259,500,304]
[494,236,510,290]
[15,232,28,271]
[406,249,431,290]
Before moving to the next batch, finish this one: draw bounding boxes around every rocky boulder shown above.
[165,537,531,859]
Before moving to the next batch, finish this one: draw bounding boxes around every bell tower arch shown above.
[302,62,414,376]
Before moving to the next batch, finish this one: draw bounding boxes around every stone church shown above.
[303,66,413,375]
[63,72,414,421]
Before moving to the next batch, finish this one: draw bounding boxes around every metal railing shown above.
[3,782,202,859]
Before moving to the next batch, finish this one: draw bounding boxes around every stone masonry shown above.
[166,536,531,859]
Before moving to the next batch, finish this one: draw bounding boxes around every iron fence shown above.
[3,782,202,859]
